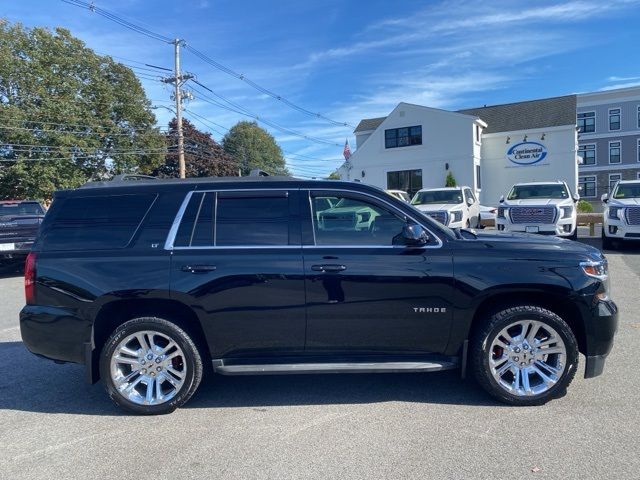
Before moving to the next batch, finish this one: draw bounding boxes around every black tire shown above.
[100,317,203,415]
[471,305,578,406]
[601,229,615,250]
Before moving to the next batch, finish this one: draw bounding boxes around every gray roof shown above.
[353,95,577,135]
[458,95,577,134]
[354,116,386,133]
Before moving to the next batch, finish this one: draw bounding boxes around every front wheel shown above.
[601,229,615,250]
[100,317,203,415]
[471,306,578,406]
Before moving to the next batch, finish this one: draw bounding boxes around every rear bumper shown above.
[0,240,33,259]
[582,299,618,379]
[20,305,91,365]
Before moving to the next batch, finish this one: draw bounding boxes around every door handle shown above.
[181,265,217,273]
[311,264,346,273]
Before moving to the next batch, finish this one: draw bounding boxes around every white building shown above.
[340,95,579,206]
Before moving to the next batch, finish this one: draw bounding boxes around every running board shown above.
[212,359,458,376]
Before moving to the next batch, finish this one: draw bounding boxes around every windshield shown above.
[412,190,462,205]
[507,184,569,200]
[613,182,640,199]
[0,203,44,216]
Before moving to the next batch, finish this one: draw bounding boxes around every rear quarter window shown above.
[41,194,157,251]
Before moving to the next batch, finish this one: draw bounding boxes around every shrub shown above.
[577,199,593,213]
[445,171,457,187]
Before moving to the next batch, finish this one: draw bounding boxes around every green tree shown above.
[445,171,457,187]
[326,171,341,180]
[0,20,165,200]
[154,118,238,178]
[222,121,289,176]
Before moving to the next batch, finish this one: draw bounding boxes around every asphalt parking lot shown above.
[1,236,639,479]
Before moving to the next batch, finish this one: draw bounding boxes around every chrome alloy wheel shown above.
[110,330,187,405]
[489,320,567,397]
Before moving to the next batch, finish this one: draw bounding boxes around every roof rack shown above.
[110,174,158,182]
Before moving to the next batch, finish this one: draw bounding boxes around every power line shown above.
[62,0,354,129]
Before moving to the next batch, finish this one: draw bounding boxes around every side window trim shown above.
[304,188,443,249]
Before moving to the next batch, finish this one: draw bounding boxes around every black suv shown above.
[20,177,618,414]
[0,200,46,264]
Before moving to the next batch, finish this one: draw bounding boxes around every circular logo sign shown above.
[506,142,547,165]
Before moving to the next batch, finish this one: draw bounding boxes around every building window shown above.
[579,176,597,198]
[609,108,621,131]
[387,169,423,197]
[578,144,596,165]
[385,126,422,149]
[475,124,481,143]
[609,141,621,164]
[638,138,640,162]
[637,105,640,128]
[577,111,595,133]
[609,174,622,193]
[475,164,482,190]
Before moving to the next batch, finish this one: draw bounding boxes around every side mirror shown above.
[466,197,474,206]
[601,193,609,203]
[401,223,429,246]
[572,193,580,203]
[499,195,505,203]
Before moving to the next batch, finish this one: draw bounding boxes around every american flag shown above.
[343,139,351,161]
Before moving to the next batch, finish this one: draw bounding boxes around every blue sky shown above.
[4,0,640,177]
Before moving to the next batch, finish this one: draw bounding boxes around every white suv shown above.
[411,186,480,228]
[496,181,579,239]
[601,180,640,249]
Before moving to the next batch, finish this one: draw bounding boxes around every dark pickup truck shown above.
[0,200,45,263]
[20,177,618,415]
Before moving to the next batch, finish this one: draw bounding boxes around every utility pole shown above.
[161,39,193,179]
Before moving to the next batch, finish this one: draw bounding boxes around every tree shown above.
[327,171,341,180]
[154,118,238,178]
[222,121,289,176]
[0,20,165,200]
[445,171,457,187]
[577,199,594,213]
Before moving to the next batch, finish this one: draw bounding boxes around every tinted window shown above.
[613,182,640,199]
[174,192,215,247]
[43,194,156,250]
[0,202,44,216]
[216,194,289,246]
[311,193,406,246]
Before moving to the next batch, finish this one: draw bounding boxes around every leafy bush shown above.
[577,199,594,213]
[445,171,457,187]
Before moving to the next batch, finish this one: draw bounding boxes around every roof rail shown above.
[111,174,158,182]
[249,169,270,177]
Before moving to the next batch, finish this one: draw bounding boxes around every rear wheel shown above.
[471,306,578,406]
[100,317,203,415]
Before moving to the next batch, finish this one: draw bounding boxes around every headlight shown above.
[450,210,463,223]
[561,206,574,219]
[580,259,608,280]
[608,207,622,220]
[497,207,506,218]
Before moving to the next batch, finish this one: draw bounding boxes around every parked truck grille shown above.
[509,207,556,224]
[626,206,640,225]
[426,211,448,225]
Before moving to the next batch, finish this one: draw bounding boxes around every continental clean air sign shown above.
[506,142,547,165]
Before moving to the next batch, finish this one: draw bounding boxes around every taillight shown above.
[25,252,37,305]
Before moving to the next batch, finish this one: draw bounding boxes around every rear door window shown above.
[43,194,157,250]
[216,192,290,246]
